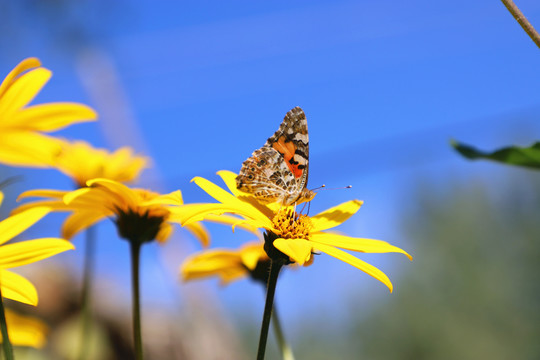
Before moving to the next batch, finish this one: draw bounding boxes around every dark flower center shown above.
[116,208,166,245]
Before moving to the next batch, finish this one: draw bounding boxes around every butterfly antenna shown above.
[319,185,352,191]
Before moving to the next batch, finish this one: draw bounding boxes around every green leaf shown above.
[451,140,540,169]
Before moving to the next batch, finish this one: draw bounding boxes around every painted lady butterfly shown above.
[236,107,316,206]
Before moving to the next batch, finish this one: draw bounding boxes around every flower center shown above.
[271,208,312,240]
[115,207,168,245]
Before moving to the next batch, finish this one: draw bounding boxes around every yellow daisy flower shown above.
[0,58,97,168]
[2,309,48,348]
[172,171,411,292]
[16,179,208,246]
[181,241,269,284]
[0,193,74,306]
[53,139,148,187]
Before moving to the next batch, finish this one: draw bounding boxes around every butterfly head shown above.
[294,187,316,205]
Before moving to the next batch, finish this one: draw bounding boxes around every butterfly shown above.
[236,107,316,206]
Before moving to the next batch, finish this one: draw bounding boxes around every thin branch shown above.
[501,0,540,48]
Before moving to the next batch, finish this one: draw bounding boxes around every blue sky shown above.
[1,0,540,335]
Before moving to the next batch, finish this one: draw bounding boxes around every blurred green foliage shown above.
[452,140,540,170]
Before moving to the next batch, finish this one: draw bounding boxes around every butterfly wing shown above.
[236,107,309,205]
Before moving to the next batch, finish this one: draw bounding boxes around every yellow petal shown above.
[184,222,210,247]
[0,238,74,268]
[192,176,241,204]
[0,132,63,168]
[181,250,242,281]
[63,187,93,205]
[155,223,173,243]
[310,233,412,260]
[62,211,105,240]
[0,207,50,246]
[86,178,138,207]
[0,269,38,305]
[180,203,273,230]
[216,171,276,218]
[3,309,48,348]
[310,200,363,232]
[203,214,261,236]
[17,189,68,200]
[12,102,97,131]
[240,242,267,270]
[0,192,3,207]
[63,187,117,211]
[312,242,394,292]
[141,190,183,206]
[216,170,243,197]
[0,68,51,116]
[12,200,69,216]
[218,269,248,284]
[273,238,313,265]
[0,58,41,99]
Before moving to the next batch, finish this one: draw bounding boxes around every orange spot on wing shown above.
[272,136,304,178]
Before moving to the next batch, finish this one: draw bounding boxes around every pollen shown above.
[272,208,312,240]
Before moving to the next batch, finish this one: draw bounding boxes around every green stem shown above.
[129,241,143,360]
[501,0,540,48]
[256,261,282,360]
[0,287,14,360]
[271,306,295,360]
[79,226,95,360]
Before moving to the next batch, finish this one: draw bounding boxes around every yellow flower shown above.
[53,139,148,187]
[0,58,97,168]
[173,171,412,292]
[16,179,209,246]
[181,241,269,284]
[1,309,48,348]
[0,193,74,305]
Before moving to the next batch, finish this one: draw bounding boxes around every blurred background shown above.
[1,0,540,359]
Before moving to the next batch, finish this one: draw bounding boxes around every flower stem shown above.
[501,0,540,48]
[79,226,96,360]
[0,288,14,360]
[129,241,144,360]
[271,306,295,360]
[257,260,282,360]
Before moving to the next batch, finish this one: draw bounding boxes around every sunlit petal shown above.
[312,242,393,292]
[63,187,93,205]
[13,102,97,131]
[311,233,412,260]
[273,238,313,265]
[0,68,50,116]
[184,222,210,247]
[0,132,62,168]
[17,189,68,201]
[141,190,183,206]
[192,176,242,204]
[180,203,273,229]
[86,178,139,207]
[0,238,74,268]
[240,243,266,270]
[216,170,243,197]
[3,309,48,348]
[155,223,173,243]
[0,58,41,98]
[0,270,38,306]
[0,207,50,246]
[310,200,363,232]
[62,211,105,240]
[203,214,261,236]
